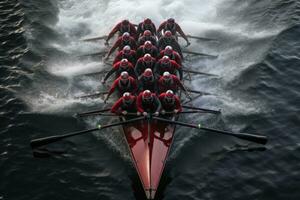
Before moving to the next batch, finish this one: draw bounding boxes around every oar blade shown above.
[235,133,268,145]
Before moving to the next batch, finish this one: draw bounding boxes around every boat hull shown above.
[121,117,176,199]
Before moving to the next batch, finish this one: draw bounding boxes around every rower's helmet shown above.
[122,19,130,26]
[167,18,175,24]
[123,45,131,54]
[162,71,172,82]
[164,31,172,38]
[143,54,152,63]
[161,56,170,65]
[122,32,130,41]
[143,30,152,37]
[120,59,129,68]
[123,92,133,104]
[144,18,152,24]
[144,41,152,49]
[144,68,153,77]
[120,71,129,80]
[165,46,173,55]
[142,90,153,101]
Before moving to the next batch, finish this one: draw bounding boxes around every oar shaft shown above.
[183,105,221,114]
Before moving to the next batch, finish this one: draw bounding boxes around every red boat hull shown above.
[121,117,176,199]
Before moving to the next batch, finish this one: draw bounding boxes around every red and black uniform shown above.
[158,74,186,93]
[158,49,182,66]
[111,95,137,113]
[136,92,161,113]
[107,76,138,97]
[158,36,183,58]
[103,61,137,82]
[139,74,157,92]
[113,49,137,65]
[135,56,156,76]
[157,20,189,42]
[136,44,159,59]
[138,35,158,47]
[106,21,137,41]
[155,59,183,79]
[106,36,137,59]
[137,19,157,36]
[159,93,182,112]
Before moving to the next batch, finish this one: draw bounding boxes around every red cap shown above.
[165,46,173,55]
[165,31,172,37]
[120,59,129,67]
[161,56,170,64]
[144,41,152,49]
[166,90,174,99]
[144,18,152,24]
[143,54,152,63]
[120,71,129,80]
[142,90,152,100]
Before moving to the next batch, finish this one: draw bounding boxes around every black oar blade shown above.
[235,133,268,145]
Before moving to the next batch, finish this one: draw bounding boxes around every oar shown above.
[77,70,110,77]
[182,69,218,77]
[30,117,145,149]
[163,110,220,115]
[186,35,218,42]
[81,35,108,42]
[187,89,212,96]
[153,117,267,145]
[78,51,108,58]
[182,50,218,58]
[76,108,111,117]
[183,105,221,114]
[75,91,108,99]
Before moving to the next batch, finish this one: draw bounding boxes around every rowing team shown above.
[101,18,192,117]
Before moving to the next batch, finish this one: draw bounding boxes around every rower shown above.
[138,68,157,92]
[137,18,157,36]
[104,72,138,103]
[158,31,183,58]
[105,19,137,45]
[105,32,137,60]
[157,18,190,46]
[155,56,183,80]
[138,30,158,47]
[137,90,161,116]
[113,45,137,65]
[102,59,137,84]
[136,41,159,59]
[159,90,182,115]
[111,92,137,115]
[158,46,182,66]
[158,72,191,99]
[135,53,156,76]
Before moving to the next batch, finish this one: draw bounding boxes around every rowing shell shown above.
[120,114,178,199]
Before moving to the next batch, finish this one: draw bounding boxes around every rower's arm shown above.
[157,22,165,34]
[106,23,120,42]
[154,97,162,113]
[175,63,183,80]
[175,97,182,112]
[103,68,116,82]
[136,95,144,113]
[106,39,120,59]
[111,98,123,113]
[176,23,189,43]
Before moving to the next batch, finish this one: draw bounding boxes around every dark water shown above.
[1,0,300,199]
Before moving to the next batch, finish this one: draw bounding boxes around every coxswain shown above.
[157,18,190,46]
[102,59,137,84]
[137,90,161,116]
[105,19,137,45]
[157,31,183,58]
[138,68,157,92]
[135,53,156,76]
[136,41,159,59]
[113,45,137,65]
[159,90,182,114]
[158,72,191,99]
[137,18,157,36]
[155,56,183,80]
[111,92,137,115]
[104,72,138,103]
[138,30,158,46]
[105,32,137,60]
[158,46,182,66]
